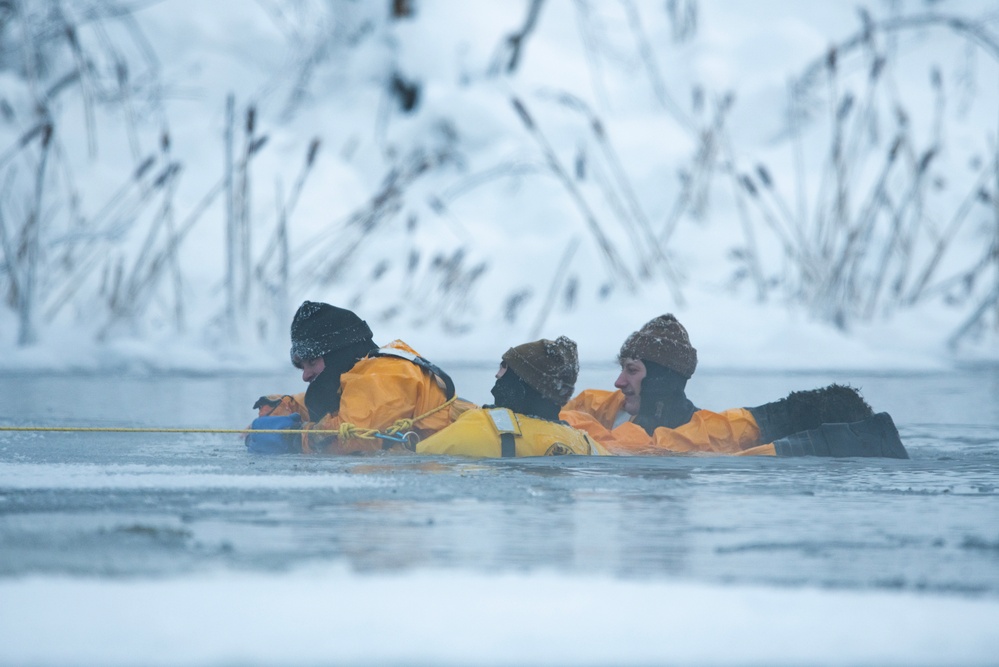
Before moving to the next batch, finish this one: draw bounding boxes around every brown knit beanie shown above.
[501,336,579,406]
[618,314,697,379]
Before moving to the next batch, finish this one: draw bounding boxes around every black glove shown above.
[748,384,874,443]
[252,396,283,412]
[773,412,908,459]
[745,396,797,443]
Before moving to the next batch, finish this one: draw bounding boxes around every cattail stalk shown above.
[530,237,579,338]
[511,96,636,293]
[224,94,236,339]
[19,124,53,345]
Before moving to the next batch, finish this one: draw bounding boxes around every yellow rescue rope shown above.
[386,394,456,435]
[0,426,338,434]
[325,394,457,446]
[0,395,458,444]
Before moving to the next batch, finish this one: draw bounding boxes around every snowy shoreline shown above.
[2,565,997,666]
[3,291,989,375]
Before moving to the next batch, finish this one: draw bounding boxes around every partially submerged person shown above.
[248,301,470,454]
[417,336,607,457]
[561,314,908,458]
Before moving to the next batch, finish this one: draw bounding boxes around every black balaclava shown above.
[488,368,561,422]
[633,360,698,434]
[304,338,378,420]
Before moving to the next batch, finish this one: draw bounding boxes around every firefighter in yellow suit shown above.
[561,315,907,459]
[418,336,607,458]
[249,301,472,455]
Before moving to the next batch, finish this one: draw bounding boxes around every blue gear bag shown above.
[245,413,303,454]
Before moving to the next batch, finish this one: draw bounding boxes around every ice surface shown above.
[0,463,385,491]
[2,566,998,667]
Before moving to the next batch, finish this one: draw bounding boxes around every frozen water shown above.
[1,367,997,665]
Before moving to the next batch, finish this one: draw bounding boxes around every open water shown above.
[1,365,997,598]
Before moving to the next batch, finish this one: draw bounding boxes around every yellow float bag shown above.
[416,408,607,458]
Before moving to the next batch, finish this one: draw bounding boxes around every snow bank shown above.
[0,284,972,374]
[1,565,996,666]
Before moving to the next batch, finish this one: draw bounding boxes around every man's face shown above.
[294,356,326,383]
[614,358,647,415]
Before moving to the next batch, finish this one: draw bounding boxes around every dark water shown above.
[1,366,997,597]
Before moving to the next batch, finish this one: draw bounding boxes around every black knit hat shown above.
[501,336,579,406]
[618,314,697,379]
[290,301,374,363]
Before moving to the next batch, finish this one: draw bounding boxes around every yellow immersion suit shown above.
[417,407,609,458]
[255,340,474,455]
[561,389,775,456]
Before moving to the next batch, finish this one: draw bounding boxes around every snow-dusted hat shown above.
[501,336,579,406]
[290,301,373,362]
[619,314,697,379]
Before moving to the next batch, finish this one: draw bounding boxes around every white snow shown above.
[1,564,997,666]
[1,0,996,372]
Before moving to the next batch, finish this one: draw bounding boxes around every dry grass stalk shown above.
[511,95,636,293]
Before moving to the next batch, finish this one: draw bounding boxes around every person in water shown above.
[248,300,470,454]
[417,336,606,457]
[561,314,908,458]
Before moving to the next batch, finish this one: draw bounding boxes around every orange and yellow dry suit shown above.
[255,340,473,455]
[560,389,775,456]
[417,407,609,458]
